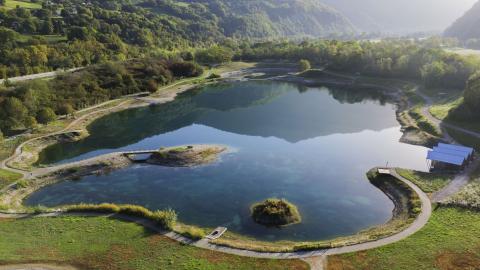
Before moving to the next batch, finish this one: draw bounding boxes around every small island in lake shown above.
[251,198,302,226]
[147,145,227,167]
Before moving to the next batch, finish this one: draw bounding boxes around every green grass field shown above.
[328,207,480,270]
[3,0,42,9]
[0,168,22,189]
[0,216,308,270]
[429,97,463,120]
[396,169,452,194]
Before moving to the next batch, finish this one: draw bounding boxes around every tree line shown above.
[0,57,203,135]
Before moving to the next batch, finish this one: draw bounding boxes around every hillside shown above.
[323,0,476,34]
[444,0,480,40]
[138,0,355,38]
[0,0,353,78]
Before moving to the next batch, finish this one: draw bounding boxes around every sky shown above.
[322,0,478,33]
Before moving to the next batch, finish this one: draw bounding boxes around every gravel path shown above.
[415,91,480,202]
[0,169,432,270]
[2,71,478,269]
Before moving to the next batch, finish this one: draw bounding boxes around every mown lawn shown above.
[429,97,463,121]
[396,168,452,194]
[328,207,480,270]
[0,168,22,189]
[0,216,308,270]
[3,0,42,9]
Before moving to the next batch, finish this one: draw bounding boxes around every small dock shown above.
[123,150,158,162]
[205,227,227,240]
[377,168,391,174]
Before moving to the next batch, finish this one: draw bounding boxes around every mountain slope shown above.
[323,0,476,34]
[445,0,480,40]
[140,0,355,38]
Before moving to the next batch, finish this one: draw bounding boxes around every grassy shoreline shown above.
[328,207,480,270]
[208,168,423,253]
[0,215,308,270]
[0,65,436,256]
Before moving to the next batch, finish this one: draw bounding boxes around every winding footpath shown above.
[415,91,480,202]
[0,71,479,270]
[0,167,432,270]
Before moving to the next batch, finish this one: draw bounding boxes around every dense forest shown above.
[0,0,353,78]
[0,57,202,135]
[236,39,480,90]
[451,72,480,120]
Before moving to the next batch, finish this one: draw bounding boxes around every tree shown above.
[67,27,90,41]
[0,129,4,142]
[41,19,54,35]
[168,62,203,77]
[195,47,233,64]
[0,0,5,6]
[36,107,56,124]
[299,59,311,72]
[58,103,74,116]
[146,80,158,93]
[464,72,480,113]
[25,116,38,129]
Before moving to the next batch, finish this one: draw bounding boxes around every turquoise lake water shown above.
[27,80,428,241]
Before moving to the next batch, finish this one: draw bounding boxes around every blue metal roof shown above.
[433,146,469,159]
[438,143,474,156]
[427,150,465,166]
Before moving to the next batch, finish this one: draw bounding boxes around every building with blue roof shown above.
[427,143,475,171]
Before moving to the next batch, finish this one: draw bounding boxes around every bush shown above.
[16,179,29,189]
[168,61,203,77]
[31,205,49,213]
[293,242,332,251]
[207,73,221,80]
[58,104,74,116]
[151,209,177,230]
[36,107,57,124]
[177,225,205,240]
[146,80,158,93]
[117,204,152,218]
[66,203,121,213]
[299,59,311,72]
[66,203,177,230]
[251,198,301,226]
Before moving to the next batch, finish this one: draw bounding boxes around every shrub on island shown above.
[251,198,301,226]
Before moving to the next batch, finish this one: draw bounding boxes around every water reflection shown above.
[28,80,429,241]
[38,81,398,164]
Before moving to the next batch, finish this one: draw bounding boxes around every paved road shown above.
[0,68,82,85]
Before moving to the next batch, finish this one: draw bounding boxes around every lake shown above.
[27,80,428,241]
